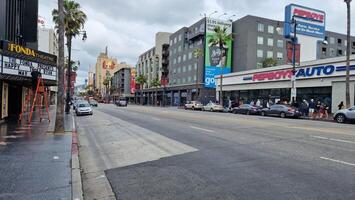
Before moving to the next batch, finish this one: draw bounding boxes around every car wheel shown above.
[261,111,266,116]
[280,112,286,118]
[246,110,250,115]
[335,114,346,123]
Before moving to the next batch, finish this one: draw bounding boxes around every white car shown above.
[75,102,93,116]
[184,101,203,110]
[203,102,224,112]
[334,106,355,123]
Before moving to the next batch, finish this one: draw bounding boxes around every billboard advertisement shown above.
[284,4,326,39]
[204,18,233,88]
[130,68,136,94]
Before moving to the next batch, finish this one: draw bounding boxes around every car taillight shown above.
[288,108,295,112]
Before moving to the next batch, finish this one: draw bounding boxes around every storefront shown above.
[0,40,57,121]
[216,55,355,113]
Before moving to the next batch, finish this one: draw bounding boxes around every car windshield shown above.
[79,103,90,108]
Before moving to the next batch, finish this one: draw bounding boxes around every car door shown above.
[269,105,280,116]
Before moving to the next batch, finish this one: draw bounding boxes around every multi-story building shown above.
[38,27,58,56]
[111,67,133,99]
[87,71,95,88]
[233,15,355,72]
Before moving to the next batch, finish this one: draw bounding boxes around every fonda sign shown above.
[284,4,326,39]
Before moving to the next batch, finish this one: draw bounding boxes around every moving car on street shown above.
[89,99,98,107]
[232,104,262,115]
[261,104,301,118]
[75,102,93,116]
[203,102,224,112]
[184,101,203,110]
[115,98,128,107]
[334,106,355,123]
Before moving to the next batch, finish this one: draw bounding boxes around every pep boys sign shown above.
[249,65,339,82]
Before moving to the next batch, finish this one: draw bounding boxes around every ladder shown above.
[19,76,50,124]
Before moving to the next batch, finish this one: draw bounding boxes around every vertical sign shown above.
[204,18,233,88]
[1,83,9,119]
[284,4,326,38]
[286,42,301,65]
[130,68,136,94]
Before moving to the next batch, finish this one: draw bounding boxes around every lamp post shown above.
[65,31,87,114]
[344,0,352,108]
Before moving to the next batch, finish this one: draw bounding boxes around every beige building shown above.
[137,32,171,88]
[87,71,94,87]
[95,49,133,96]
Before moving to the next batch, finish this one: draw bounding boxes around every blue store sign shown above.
[284,4,326,39]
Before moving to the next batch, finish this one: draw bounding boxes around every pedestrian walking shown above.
[315,101,322,118]
[301,100,309,118]
[338,101,344,110]
[256,99,261,107]
[309,99,316,118]
[250,100,255,106]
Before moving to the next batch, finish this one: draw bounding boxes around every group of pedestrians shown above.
[299,99,330,119]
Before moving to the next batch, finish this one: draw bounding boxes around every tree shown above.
[151,77,161,106]
[54,0,65,133]
[345,0,352,108]
[135,74,147,105]
[193,48,203,101]
[53,0,87,113]
[262,58,278,68]
[208,26,233,107]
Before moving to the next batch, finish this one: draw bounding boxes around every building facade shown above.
[112,67,133,99]
[38,27,58,56]
[233,15,355,72]
[217,55,355,113]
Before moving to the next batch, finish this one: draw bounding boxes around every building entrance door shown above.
[8,84,22,120]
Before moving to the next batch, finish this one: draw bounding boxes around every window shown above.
[257,49,263,58]
[177,79,180,84]
[188,52,193,59]
[330,37,335,44]
[187,76,192,82]
[337,38,342,45]
[337,49,343,56]
[170,40,173,46]
[277,27,283,35]
[267,51,273,58]
[324,36,328,41]
[352,52,355,55]
[178,34,182,41]
[178,56,181,63]
[353,41,355,46]
[173,68,176,73]
[268,25,274,34]
[267,38,274,46]
[173,58,176,64]
[182,66,186,72]
[277,40,283,48]
[257,23,264,32]
[322,47,327,55]
[183,54,186,61]
[330,48,336,56]
[174,37,177,44]
[256,62,263,69]
[188,64,192,71]
[173,78,176,84]
[276,52,283,59]
[178,45,182,52]
[344,40,347,46]
[194,63,198,70]
[177,67,181,73]
[257,36,264,45]
[173,48,177,54]
[193,75,197,81]
[182,78,186,84]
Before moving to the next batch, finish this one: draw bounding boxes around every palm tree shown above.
[193,48,203,101]
[54,0,65,133]
[208,26,233,107]
[53,0,87,113]
[135,74,147,105]
[345,0,352,108]
[151,77,161,106]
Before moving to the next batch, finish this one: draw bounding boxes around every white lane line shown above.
[190,126,214,133]
[320,157,355,167]
[310,135,355,144]
[152,117,161,121]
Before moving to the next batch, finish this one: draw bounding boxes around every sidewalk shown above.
[0,107,74,200]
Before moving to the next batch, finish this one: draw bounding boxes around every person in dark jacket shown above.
[308,99,316,118]
[338,101,344,110]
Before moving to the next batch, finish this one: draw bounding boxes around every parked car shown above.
[115,98,127,107]
[334,106,355,123]
[184,101,203,110]
[261,104,301,118]
[89,99,98,107]
[75,102,93,116]
[232,104,262,115]
[203,102,224,112]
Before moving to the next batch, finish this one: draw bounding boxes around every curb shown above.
[71,114,84,200]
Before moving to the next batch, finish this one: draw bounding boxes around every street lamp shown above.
[65,30,87,114]
[277,16,297,104]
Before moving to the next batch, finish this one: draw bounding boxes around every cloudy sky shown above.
[39,0,355,85]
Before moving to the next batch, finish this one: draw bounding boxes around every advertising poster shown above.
[1,83,9,119]
[204,18,233,88]
[130,68,136,94]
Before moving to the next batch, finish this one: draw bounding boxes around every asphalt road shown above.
[77,104,355,200]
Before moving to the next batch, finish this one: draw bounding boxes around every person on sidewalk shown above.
[338,101,344,110]
[309,99,316,119]
[315,101,322,118]
[301,100,309,118]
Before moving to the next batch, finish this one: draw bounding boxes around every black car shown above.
[261,104,301,118]
[232,104,262,115]
[89,100,98,107]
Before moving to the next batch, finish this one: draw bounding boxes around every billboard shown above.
[284,4,326,39]
[204,18,233,88]
[130,68,136,94]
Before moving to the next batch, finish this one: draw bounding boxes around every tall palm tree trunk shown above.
[65,35,72,113]
[55,0,65,133]
[219,43,224,107]
[345,0,351,108]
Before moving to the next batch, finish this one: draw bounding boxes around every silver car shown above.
[184,101,203,110]
[203,102,224,112]
[334,106,355,123]
[75,102,93,116]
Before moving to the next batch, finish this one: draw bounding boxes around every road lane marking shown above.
[320,157,355,167]
[190,126,214,133]
[310,135,355,144]
[152,117,161,121]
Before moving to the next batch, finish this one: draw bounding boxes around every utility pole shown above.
[345,0,352,108]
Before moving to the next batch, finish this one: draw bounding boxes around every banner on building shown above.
[130,68,136,94]
[286,42,301,65]
[204,18,233,88]
[1,83,9,119]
